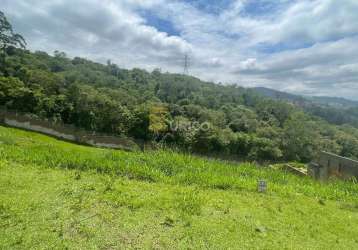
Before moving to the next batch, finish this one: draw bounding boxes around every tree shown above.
[149,104,169,138]
[0,11,26,75]
[282,112,320,162]
[0,11,26,51]
[248,136,282,161]
[0,76,35,111]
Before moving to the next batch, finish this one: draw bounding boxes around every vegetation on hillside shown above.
[1,126,358,249]
[253,87,358,127]
[1,11,358,163]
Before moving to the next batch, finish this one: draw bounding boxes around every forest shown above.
[1,11,358,163]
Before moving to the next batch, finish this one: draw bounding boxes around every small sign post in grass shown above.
[258,180,267,193]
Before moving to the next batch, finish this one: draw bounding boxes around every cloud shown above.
[233,36,358,99]
[2,0,191,70]
[2,0,358,99]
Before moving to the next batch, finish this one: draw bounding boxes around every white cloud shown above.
[2,0,191,70]
[274,0,358,44]
[234,36,358,98]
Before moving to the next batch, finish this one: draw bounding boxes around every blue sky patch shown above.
[141,10,180,37]
[242,0,291,17]
[184,0,234,15]
[257,41,316,54]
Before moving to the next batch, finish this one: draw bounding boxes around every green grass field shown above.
[1,126,358,249]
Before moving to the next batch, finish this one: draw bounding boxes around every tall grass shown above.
[1,125,358,202]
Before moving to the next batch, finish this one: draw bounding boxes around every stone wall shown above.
[0,109,140,151]
[309,151,358,180]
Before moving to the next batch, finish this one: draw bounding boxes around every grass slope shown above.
[1,126,358,249]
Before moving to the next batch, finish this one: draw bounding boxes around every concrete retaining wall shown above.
[5,118,77,141]
[0,110,140,151]
[309,151,358,180]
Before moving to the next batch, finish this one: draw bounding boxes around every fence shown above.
[0,109,141,151]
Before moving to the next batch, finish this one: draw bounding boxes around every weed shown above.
[0,135,16,145]
[175,189,203,216]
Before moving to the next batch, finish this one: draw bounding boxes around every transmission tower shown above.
[183,54,189,75]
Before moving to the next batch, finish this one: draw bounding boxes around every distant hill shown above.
[251,87,305,104]
[252,87,358,127]
[308,96,358,108]
[252,87,358,109]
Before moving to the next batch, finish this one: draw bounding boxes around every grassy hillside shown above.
[1,126,358,249]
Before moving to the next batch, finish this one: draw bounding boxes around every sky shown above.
[2,0,358,100]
